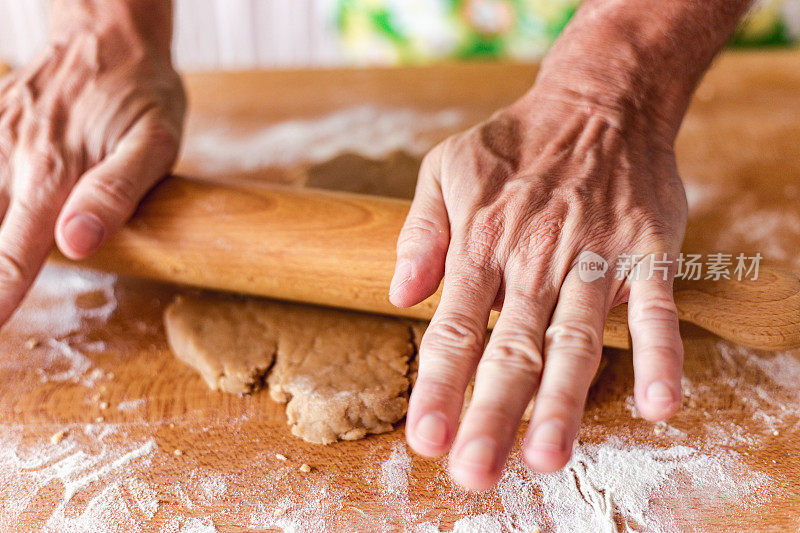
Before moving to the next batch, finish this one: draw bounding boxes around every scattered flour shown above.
[7,265,117,339]
[0,424,158,532]
[183,106,463,172]
[451,515,504,532]
[716,207,800,268]
[380,441,412,500]
[191,469,228,506]
[497,440,767,533]
[249,484,351,533]
[125,477,160,519]
[117,399,147,412]
[403,439,768,533]
[682,180,722,213]
[708,342,800,436]
[161,516,218,533]
[37,339,95,386]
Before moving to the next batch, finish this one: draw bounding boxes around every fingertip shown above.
[448,437,501,491]
[405,411,452,458]
[635,380,682,421]
[522,445,571,473]
[389,258,414,307]
[523,420,571,473]
[449,466,498,492]
[634,402,681,423]
[388,257,443,308]
[56,212,105,260]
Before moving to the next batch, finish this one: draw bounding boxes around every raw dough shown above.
[164,295,278,394]
[164,293,416,444]
[289,151,421,199]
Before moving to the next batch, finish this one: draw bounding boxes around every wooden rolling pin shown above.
[57,176,800,351]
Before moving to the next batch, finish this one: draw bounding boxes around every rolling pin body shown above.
[61,177,800,351]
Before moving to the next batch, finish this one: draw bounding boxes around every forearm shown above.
[49,0,173,59]
[529,0,752,141]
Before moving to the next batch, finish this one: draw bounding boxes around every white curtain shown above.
[0,0,344,70]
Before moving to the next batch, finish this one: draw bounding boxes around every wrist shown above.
[49,0,173,62]
[528,0,751,143]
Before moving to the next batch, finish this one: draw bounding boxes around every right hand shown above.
[0,24,185,326]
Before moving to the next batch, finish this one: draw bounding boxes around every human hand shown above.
[390,92,687,490]
[0,5,184,327]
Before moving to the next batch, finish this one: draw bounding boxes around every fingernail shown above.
[63,213,104,256]
[414,412,449,447]
[530,420,565,452]
[389,259,413,295]
[455,437,496,473]
[646,381,676,404]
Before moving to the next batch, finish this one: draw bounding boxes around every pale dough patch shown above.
[289,151,421,199]
[164,293,415,444]
[164,295,278,394]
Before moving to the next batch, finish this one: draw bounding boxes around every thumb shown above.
[389,148,450,308]
[55,112,180,260]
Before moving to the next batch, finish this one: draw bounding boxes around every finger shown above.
[0,190,10,223]
[389,147,449,308]
[55,111,179,260]
[627,255,683,421]
[0,150,70,325]
[448,278,558,490]
[522,267,607,472]
[406,251,501,459]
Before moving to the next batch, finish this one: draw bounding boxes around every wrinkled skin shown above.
[0,31,185,325]
[391,94,688,490]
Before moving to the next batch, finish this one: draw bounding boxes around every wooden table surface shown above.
[1,51,799,532]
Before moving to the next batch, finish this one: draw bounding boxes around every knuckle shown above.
[464,208,504,269]
[91,173,140,211]
[523,210,565,252]
[535,388,585,412]
[419,145,442,178]
[146,121,181,149]
[399,216,445,251]
[139,122,181,163]
[482,334,543,377]
[544,322,601,359]
[509,208,565,265]
[636,345,684,375]
[630,294,679,326]
[414,375,467,404]
[645,342,684,363]
[423,314,485,359]
[0,249,28,287]
[19,148,67,192]
[629,209,677,243]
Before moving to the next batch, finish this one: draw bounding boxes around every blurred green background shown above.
[335,0,800,64]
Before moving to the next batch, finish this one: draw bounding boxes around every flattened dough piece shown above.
[164,295,278,394]
[164,293,415,444]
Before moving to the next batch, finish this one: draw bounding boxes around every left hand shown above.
[390,92,687,490]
